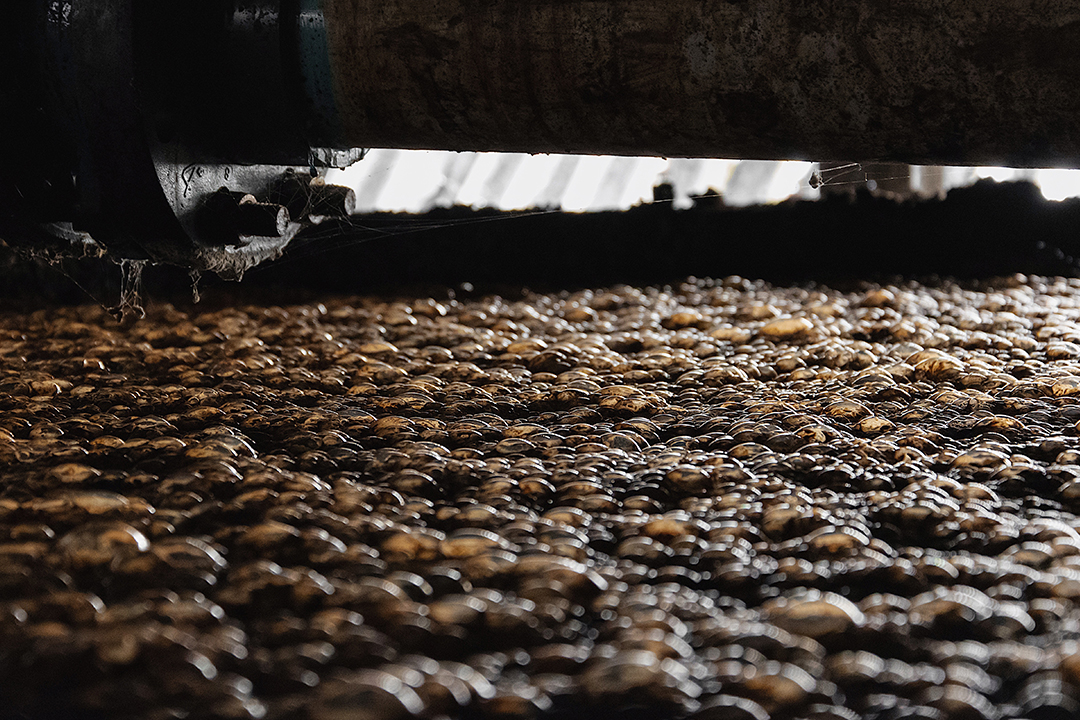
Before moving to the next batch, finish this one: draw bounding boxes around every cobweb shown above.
[110,259,147,323]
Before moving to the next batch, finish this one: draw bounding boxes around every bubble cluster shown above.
[1,275,1080,719]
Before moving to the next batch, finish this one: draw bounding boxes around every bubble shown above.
[7,277,1080,717]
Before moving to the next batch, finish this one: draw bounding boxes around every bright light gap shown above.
[327,152,1080,213]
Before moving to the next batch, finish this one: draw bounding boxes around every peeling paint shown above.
[683,32,718,81]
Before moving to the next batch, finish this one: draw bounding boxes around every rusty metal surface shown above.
[323,0,1080,166]
[7,0,1080,273]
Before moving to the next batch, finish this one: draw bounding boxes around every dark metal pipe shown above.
[316,0,1080,167]
[3,0,1080,272]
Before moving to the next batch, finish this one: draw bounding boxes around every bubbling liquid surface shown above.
[1,275,1080,719]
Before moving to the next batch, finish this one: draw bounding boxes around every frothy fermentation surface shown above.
[2,276,1080,720]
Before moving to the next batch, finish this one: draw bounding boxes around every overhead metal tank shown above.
[2,0,1080,272]
[318,0,1080,164]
